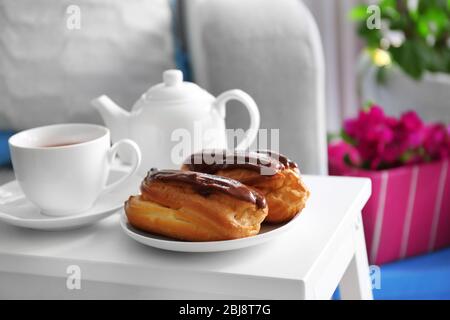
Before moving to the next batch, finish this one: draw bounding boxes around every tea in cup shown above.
[9,124,141,216]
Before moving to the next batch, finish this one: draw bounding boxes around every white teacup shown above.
[9,124,141,216]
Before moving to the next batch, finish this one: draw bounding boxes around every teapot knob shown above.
[163,69,183,87]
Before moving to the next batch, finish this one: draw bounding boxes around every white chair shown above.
[182,0,327,174]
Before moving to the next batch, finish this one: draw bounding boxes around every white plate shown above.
[120,210,302,252]
[0,169,142,231]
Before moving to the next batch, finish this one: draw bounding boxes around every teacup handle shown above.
[102,139,141,194]
[213,89,260,150]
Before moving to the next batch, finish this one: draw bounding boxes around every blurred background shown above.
[0,0,449,299]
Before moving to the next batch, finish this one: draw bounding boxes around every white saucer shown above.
[120,210,302,252]
[0,169,141,231]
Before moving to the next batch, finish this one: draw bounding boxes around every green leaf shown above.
[353,0,450,79]
[361,160,371,170]
[363,101,375,110]
[343,154,354,167]
[422,46,446,72]
[327,132,340,143]
[357,23,383,48]
[390,40,426,79]
[349,5,369,21]
[426,7,447,23]
[383,6,401,21]
[399,150,414,163]
[376,66,388,84]
[340,130,356,146]
[417,19,429,37]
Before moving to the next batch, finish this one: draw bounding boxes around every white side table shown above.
[0,175,372,300]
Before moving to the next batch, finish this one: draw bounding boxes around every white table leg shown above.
[339,212,373,300]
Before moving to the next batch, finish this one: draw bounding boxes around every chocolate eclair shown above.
[184,150,284,176]
[182,150,310,223]
[125,169,268,241]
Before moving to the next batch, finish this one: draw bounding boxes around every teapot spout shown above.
[91,95,130,141]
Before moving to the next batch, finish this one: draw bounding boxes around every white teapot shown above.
[91,69,260,176]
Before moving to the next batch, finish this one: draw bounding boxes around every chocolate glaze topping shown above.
[255,150,298,169]
[183,150,298,175]
[143,169,267,209]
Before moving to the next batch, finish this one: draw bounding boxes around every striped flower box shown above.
[330,158,450,265]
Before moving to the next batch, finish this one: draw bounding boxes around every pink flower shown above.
[333,104,449,170]
[398,111,424,149]
[328,140,361,172]
[345,105,403,168]
[424,124,450,160]
[400,111,422,131]
[376,111,425,166]
[344,105,390,143]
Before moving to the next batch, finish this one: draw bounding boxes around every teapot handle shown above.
[213,89,260,150]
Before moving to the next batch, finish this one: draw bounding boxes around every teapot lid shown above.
[140,69,213,104]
